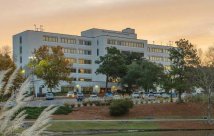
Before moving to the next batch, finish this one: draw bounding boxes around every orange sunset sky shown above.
[0,0,214,51]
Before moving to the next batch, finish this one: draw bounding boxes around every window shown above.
[19,46,22,54]
[20,56,22,63]
[63,47,77,54]
[79,59,92,64]
[65,58,77,64]
[19,36,22,44]
[78,49,91,55]
[78,78,92,82]
[78,69,92,74]
[107,39,144,48]
[97,49,99,56]
[71,68,76,73]
[79,40,91,46]
[60,37,76,44]
[43,35,58,42]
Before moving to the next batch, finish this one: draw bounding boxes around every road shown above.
[26,98,77,107]
[0,98,77,107]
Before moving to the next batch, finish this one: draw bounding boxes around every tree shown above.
[123,52,144,65]
[0,53,14,71]
[29,46,72,92]
[138,60,164,92]
[162,72,174,102]
[95,47,127,92]
[121,59,164,92]
[169,39,200,103]
[9,69,26,95]
[121,61,142,91]
[193,47,214,124]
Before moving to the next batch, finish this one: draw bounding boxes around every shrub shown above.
[54,105,72,115]
[14,105,72,119]
[109,99,133,116]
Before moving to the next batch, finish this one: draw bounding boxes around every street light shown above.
[29,56,37,97]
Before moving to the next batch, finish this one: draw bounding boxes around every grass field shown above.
[48,121,159,132]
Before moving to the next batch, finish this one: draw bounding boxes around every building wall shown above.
[13,28,172,94]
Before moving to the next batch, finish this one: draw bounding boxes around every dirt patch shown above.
[52,103,210,120]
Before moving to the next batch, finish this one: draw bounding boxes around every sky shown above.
[0,0,214,51]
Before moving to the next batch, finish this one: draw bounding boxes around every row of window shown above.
[63,47,91,55]
[65,58,92,64]
[149,56,171,62]
[43,35,58,42]
[107,39,144,48]
[148,47,169,53]
[70,68,92,74]
[43,35,91,45]
[70,78,92,82]
[61,37,76,44]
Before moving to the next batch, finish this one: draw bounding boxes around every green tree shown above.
[29,46,72,92]
[121,61,142,91]
[169,39,200,103]
[161,72,174,102]
[123,52,144,65]
[121,60,164,92]
[95,47,127,92]
[138,60,164,92]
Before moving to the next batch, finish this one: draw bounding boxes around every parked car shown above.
[153,92,161,97]
[67,91,76,98]
[89,93,99,101]
[46,92,54,100]
[148,93,155,100]
[131,92,141,99]
[113,94,121,100]
[161,93,170,99]
[105,92,113,97]
[76,92,84,102]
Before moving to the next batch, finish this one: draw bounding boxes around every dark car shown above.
[46,92,54,100]
[76,92,84,102]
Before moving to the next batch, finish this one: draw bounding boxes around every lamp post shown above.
[29,56,37,97]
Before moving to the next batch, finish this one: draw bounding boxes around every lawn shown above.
[48,121,159,132]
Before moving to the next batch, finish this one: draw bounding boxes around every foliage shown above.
[169,39,200,102]
[109,99,133,116]
[29,46,72,91]
[192,47,214,124]
[123,52,144,65]
[121,60,164,92]
[53,105,72,115]
[14,106,72,119]
[0,67,16,96]
[9,69,26,94]
[0,53,14,71]
[95,47,127,91]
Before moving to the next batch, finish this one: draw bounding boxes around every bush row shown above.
[14,105,72,119]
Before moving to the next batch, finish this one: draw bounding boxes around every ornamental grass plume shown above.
[0,70,58,136]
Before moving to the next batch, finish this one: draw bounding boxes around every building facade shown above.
[13,28,171,94]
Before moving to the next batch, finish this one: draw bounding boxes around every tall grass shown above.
[0,69,58,136]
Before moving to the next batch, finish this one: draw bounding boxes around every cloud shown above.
[0,0,214,51]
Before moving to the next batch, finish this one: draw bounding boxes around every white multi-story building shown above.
[13,28,171,94]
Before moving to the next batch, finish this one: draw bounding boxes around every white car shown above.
[67,91,76,98]
[131,92,141,99]
[89,94,99,101]
[113,94,121,100]
[161,93,170,99]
